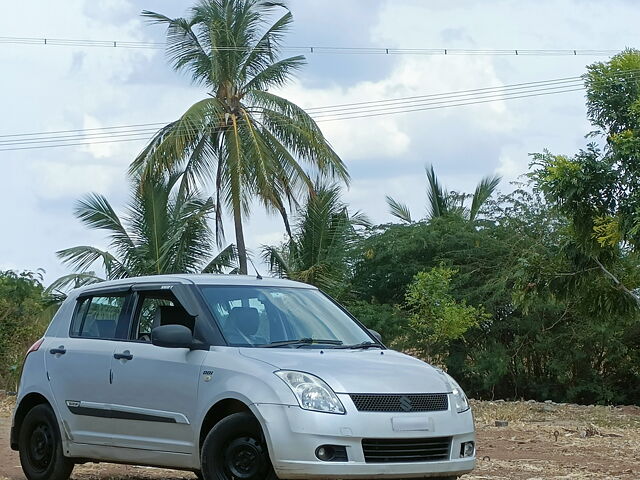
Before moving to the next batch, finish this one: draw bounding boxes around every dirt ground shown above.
[1,395,638,480]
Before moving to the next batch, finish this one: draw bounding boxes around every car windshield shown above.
[199,285,373,348]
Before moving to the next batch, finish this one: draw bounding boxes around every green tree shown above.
[49,169,236,295]
[131,0,348,275]
[405,267,487,361]
[0,270,54,390]
[350,186,640,404]
[531,49,640,306]
[262,183,368,297]
[386,164,500,223]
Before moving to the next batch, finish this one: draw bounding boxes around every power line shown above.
[0,89,583,152]
[0,36,622,56]
[1,76,589,142]
[309,83,586,118]
[305,76,588,113]
[0,75,590,144]
[0,86,585,152]
[1,70,637,152]
[0,121,167,139]
[316,87,585,122]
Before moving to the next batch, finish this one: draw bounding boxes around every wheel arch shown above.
[198,398,258,451]
[10,392,52,450]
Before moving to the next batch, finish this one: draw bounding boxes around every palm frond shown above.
[57,246,130,279]
[202,244,238,273]
[249,91,349,183]
[425,164,448,220]
[142,11,212,86]
[261,244,291,277]
[241,10,295,78]
[130,98,224,182]
[470,174,502,221]
[167,195,216,273]
[386,195,413,223]
[44,272,105,299]
[243,55,305,92]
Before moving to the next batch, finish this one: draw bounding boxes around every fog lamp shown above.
[460,441,475,458]
[316,446,334,461]
[315,445,348,462]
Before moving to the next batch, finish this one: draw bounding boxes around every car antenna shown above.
[247,256,263,280]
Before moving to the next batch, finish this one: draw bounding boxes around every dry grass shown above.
[471,399,640,430]
[467,400,640,480]
[0,395,14,417]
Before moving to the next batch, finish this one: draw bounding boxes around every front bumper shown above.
[254,394,475,479]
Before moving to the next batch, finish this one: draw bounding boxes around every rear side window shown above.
[70,295,128,339]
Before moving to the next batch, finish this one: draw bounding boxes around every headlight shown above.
[275,370,345,414]
[442,371,470,413]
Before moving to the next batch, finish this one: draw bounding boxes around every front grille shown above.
[350,393,449,412]
[362,437,451,463]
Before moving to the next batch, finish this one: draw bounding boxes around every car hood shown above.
[239,348,451,394]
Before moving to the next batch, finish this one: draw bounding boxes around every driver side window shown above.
[134,296,175,341]
[131,291,198,343]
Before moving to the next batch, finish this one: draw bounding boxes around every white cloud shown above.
[1,0,639,284]
[30,161,122,199]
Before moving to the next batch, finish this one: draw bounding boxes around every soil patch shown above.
[1,396,638,479]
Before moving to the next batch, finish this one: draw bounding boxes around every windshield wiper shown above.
[335,341,383,350]
[259,338,343,348]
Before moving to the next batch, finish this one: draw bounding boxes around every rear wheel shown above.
[201,412,277,480]
[18,404,74,480]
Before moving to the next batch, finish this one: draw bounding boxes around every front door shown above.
[108,290,206,453]
[45,293,131,446]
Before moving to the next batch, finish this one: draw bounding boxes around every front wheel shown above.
[18,404,74,480]
[201,412,278,480]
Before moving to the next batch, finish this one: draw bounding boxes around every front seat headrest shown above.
[229,307,260,336]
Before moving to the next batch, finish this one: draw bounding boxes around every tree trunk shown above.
[234,204,248,275]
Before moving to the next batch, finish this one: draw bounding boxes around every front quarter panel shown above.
[194,346,298,452]
[197,346,297,410]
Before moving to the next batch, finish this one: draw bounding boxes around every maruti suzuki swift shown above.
[11,274,475,480]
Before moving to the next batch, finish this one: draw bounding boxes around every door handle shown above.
[49,347,66,355]
[114,352,133,361]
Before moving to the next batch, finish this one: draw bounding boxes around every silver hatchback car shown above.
[11,274,475,480]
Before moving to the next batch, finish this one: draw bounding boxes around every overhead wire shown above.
[1,70,638,152]
[0,36,622,56]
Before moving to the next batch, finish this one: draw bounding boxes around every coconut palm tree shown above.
[387,164,501,223]
[47,169,236,296]
[262,183,369,296]
[130,0,349,274]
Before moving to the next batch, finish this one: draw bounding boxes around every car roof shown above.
[73,274,316,296]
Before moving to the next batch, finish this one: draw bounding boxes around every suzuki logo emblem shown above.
[399,396,412,412]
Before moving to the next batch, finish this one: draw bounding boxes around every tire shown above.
[18,404,74,480]
[201,412,278,480]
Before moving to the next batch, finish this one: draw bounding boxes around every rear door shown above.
[45,291,132,446]
[108,288,207,453]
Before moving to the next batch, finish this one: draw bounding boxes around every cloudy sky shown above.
[1,0,638,284]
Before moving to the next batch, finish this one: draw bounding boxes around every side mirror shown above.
[152,325,194,349]
[368,329,383,343]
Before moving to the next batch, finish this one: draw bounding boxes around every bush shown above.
[342,300,409,349]
[0,270,55,391]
